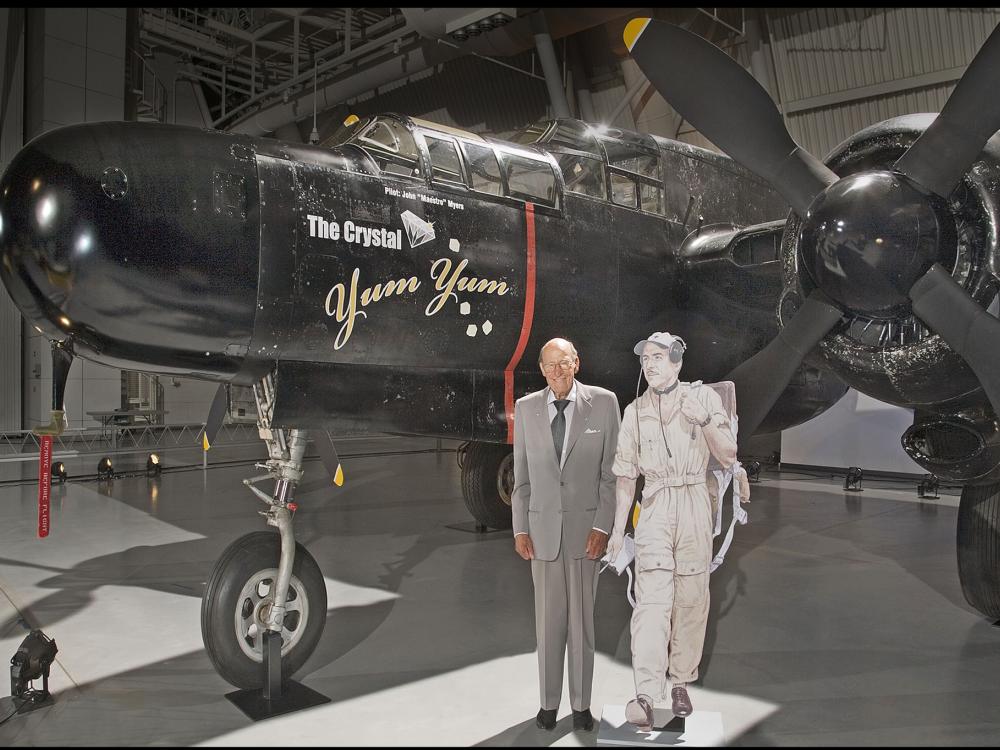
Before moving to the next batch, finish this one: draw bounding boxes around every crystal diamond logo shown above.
[400,210,435,248]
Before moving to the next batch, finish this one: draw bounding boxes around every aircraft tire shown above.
[201,531,327,689]
[461,442,514,530]
[957,482,1000,619]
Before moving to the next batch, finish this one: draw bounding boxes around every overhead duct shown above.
[230,8,640,137]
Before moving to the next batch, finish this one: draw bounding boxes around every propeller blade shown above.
[313,430,345,487]
[201,384,228,451]
[893,24,1000,199]
[623,18,838,215]
[726,291,844,444]
[910,263,1000,417]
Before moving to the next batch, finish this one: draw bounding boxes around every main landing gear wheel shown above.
[201,531,327,689]
[957,482,1000,620]
[461,442,514,530]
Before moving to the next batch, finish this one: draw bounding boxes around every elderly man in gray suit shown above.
[512,337,621,732]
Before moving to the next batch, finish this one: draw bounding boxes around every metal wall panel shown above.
[766,7,1000,157]
[788,81,956,159]
[0,8,24,431]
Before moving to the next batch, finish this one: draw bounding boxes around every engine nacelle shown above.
[902,409,1000,484]
[777,114,1000,415]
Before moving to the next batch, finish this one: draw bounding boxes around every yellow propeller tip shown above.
[333,464,344,487]
[623,18,650,51]
[203,434,210,451]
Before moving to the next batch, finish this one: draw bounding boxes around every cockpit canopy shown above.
[512,119,665,214]
[326,113,674,217]
[330,113,561,209]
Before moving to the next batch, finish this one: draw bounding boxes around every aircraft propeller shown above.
[624,19,1000,443]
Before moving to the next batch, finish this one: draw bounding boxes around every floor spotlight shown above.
[918,473,940,499]
[10,629,58,710]
[52,461,67,484]
[745,460,761,483]
[844,466,864,492]
[146,453,161,477]
[97,456,113,479]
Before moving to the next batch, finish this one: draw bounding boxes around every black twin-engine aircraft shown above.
[1,16,999,689]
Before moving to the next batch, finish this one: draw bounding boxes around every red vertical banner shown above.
[38,435,52,538]
[504,202,538,443]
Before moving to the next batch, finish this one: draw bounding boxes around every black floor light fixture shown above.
[146,453,161,477]
[918,473,940,499]
[844,466,864,492]
[96,456,113,479]
[8,629,58,714]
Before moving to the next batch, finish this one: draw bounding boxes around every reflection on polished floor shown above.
[1,436,998,746]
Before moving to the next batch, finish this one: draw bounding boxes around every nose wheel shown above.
[201,531,326,690]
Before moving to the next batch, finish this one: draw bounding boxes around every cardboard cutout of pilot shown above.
[605,331,747,730]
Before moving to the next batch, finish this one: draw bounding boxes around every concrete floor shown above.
[0,436,998,746]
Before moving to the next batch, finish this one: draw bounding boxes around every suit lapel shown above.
[563,382,593,466]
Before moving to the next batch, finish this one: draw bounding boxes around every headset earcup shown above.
[669,341,685,363]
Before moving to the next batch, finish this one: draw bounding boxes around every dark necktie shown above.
[552,399,570,464]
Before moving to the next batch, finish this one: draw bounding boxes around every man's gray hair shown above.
[538,337,578,364]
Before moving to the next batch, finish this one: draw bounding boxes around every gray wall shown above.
[0,8,24,431]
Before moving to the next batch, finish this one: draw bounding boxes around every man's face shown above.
[640,341,682,391]
[539,342,579,397]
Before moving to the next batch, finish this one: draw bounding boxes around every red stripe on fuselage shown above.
[504,203,537,443]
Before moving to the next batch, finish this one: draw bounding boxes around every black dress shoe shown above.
[572,708,594,731]
[536,708,557,730]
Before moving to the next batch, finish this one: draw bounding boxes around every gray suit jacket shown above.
[511,382,621,561]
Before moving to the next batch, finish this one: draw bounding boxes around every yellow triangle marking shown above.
[333,464,344,487]
[203,433,210,451]
[623,18,651,52]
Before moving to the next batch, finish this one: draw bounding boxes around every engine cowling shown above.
[778,114,1000,415]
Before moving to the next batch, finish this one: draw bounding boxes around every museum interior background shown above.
[4,7,997,474]
[3,8,1000,746]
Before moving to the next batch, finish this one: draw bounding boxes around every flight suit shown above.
[613,382,730,702]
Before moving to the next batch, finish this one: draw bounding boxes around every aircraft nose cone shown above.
[0,121,260,376]
[0,126,105,335]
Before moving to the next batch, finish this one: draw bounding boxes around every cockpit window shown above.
[509,121,551,146]
[554,153,605,199]
[423,133,464,185]
[602,140,659,180]
[545,121,604,159]
[501,151,557,206]
[348,117,422,180]
[461,142,503,196]
[542,121,606,199]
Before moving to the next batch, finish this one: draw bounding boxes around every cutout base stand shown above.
[598,705,724,746]
[225,630,331,721]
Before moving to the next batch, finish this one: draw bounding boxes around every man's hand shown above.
[605,530,624,563]
[735,465,751,503]
[586,530,609,560]
[514,533,535,560]
[679,392,710,425]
